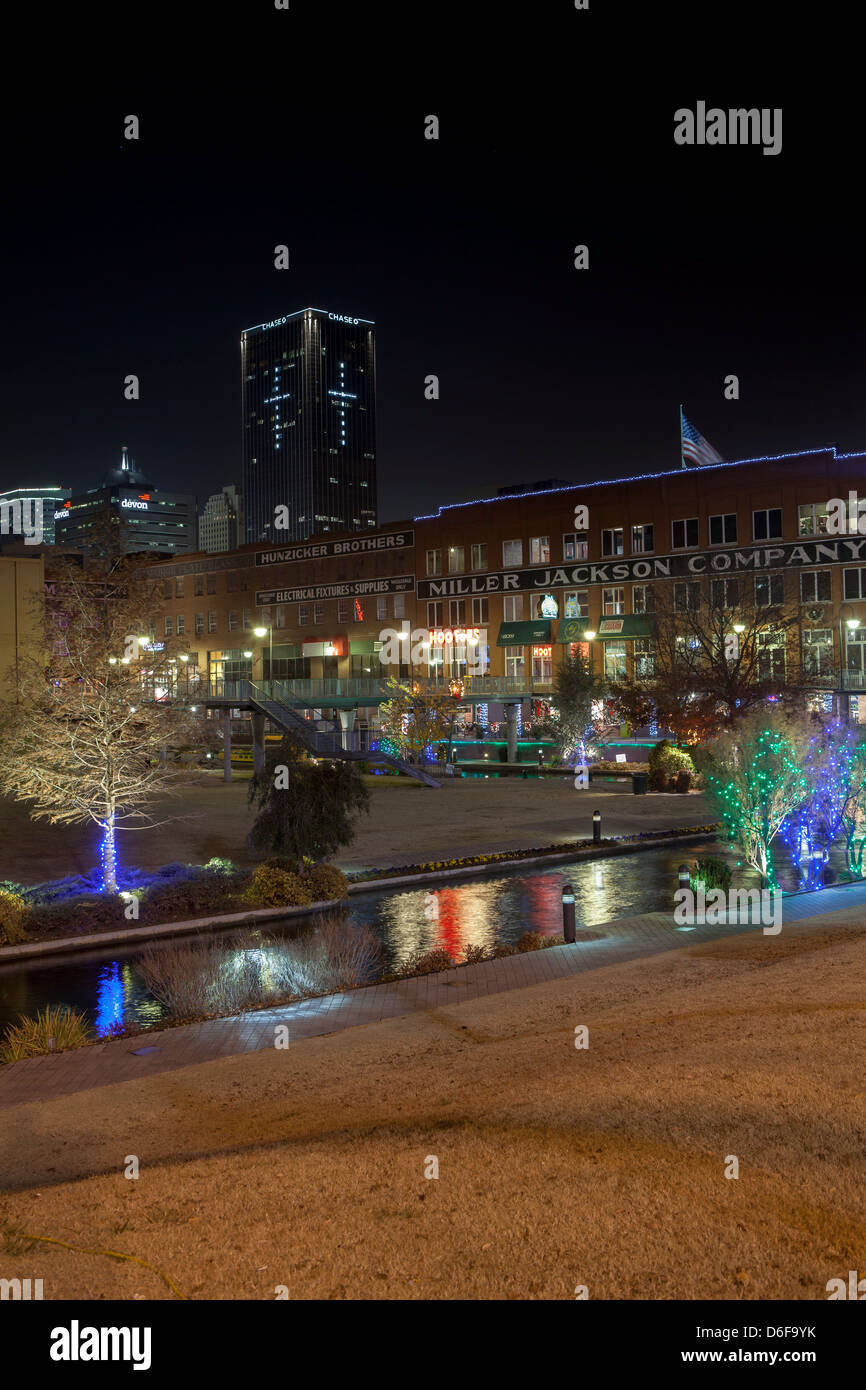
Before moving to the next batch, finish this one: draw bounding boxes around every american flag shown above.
[681,411,723,468]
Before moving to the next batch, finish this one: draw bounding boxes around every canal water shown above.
[0,842,733,1037]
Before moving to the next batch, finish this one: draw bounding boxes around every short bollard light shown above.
[562,884,576,943]
[678,864,691,895]
[537,749,544,768]
[592,810,601,844]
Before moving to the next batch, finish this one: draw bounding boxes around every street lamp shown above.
[583,629,596,641]
[254,625,273,694]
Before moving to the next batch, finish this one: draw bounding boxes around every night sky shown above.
[2,7,862,523]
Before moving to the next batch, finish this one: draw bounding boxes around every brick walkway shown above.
[1,882,864,1110]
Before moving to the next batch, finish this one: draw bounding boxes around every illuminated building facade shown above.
[55,447,196,555]
[241,307,377,545]
[143,444,866,734]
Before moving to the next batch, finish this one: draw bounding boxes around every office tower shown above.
[55,446,196,555]
[199,484,243,553]
[241,307,377,543]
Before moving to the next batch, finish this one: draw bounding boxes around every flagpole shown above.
[680,403,686,468]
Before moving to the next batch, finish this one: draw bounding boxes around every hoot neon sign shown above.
[428,627,481,646]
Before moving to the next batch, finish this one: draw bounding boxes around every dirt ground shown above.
[1,914,864,1300]
[0,774,713,883]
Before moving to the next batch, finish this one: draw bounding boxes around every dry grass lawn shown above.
[0,774,712,883]
[1,916,864,1300]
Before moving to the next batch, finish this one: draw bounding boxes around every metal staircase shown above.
[247,684,441,788]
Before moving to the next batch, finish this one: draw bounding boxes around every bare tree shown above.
[0,524,205,891]
[378,675,459,760]
[609,573,811,741]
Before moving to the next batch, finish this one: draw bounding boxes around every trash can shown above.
[632,771,649,795]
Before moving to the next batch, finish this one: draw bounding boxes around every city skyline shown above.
[4,72,866,527]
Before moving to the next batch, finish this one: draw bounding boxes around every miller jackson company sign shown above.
[416,538,866,598]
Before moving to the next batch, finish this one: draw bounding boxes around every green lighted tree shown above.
[551,650,602,762]
[696,711,810,889]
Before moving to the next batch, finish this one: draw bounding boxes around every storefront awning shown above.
[592,616,655,641]
[496,619,552,647]
[556,618,591,644]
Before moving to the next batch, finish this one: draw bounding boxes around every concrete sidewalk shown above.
[1,880,864,1111]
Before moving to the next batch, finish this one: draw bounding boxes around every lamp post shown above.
[839,614,861,718]
[254,625,273,695]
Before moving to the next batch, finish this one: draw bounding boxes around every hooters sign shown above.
[428,627,481,646]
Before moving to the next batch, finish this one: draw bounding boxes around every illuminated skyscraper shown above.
[240,307,377,543]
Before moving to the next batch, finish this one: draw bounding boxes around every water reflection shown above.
[0,843,732,1034]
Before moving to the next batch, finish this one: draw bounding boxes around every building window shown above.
[504,645,525,681]
[208,611,218,633]
[843,568,866,600]
[602,587,625,616]
[427,600,444,627]
[376,596,388,621]
[674,581,701,612]
[709,513,738,545]
[672,518,699,549]
[176,614,185,635]
[634,638,655,679]
[710,578,739,609]
[632,584,655,614]
[314,602,324,624]
[802,628,833,677]
[753,507,783,541]
[757,628,786,681]
[564,590,589,619]
[276,606,286,629]
[393,594,406,619]
[338,598,350,624]
[207,574,217,594]
[755,573,784,607]
[529,536,550,564]
[472,596,489,624]
[228,610,239,631]
[800,570,831,603]
[242,610,252,630]
[448,545,465,573]
[503,539,523,567]
[162,579,171,599]
[631,524,654,554]
[426,549,442,576]
[562,533,588,562]
[532,647,553,682]
[195,613,204,635]
[471,542,488,570]
[175,577,185,598]
[164,616,173,636]
[298,604,309,625]
[503,594,524,621]
[798,502,829,537]
[845,628,866,674]
[449,598,467,626]
[601,528,624,557]
[604,641,627,681]
[194,575,204,596]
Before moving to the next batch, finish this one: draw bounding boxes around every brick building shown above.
[141,444,866,740]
